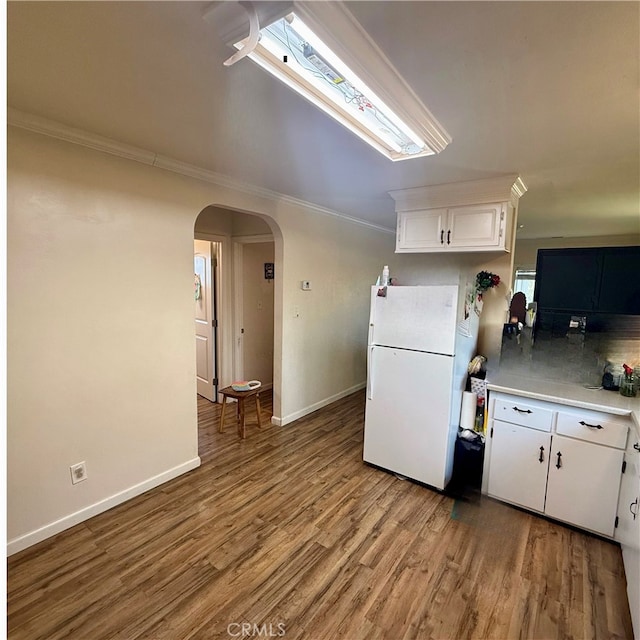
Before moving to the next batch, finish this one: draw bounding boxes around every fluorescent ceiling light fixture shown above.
[233,12,450,161]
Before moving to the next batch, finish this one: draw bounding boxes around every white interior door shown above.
[194,240,217,401]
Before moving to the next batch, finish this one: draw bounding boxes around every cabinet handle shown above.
[512,406,532,414]
[634,442,640,452]
[538,446,544,463]
[631,498,639,521]
[440,230,444,244]
[447,230,451,245]
[579,420,603,430]
[555,451,562,469]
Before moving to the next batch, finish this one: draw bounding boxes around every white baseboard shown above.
[7,457,201,556]
[272,382,366,427]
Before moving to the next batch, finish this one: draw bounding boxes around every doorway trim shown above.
[195,232,231,403]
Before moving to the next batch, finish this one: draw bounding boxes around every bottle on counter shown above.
[377,265,390,297]
[620,364,637,397]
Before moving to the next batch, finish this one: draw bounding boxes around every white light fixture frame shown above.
[208,1,451,161]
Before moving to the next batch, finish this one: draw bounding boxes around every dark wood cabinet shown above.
[598,247,640,314]
[534,246,640,315]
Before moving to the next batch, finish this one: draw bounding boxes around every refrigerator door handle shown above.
[367,346,375,400]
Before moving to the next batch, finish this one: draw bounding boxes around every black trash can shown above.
[451,431,485,491]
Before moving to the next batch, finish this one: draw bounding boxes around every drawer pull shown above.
[634,442,640,452]
[538,446,544,463]
[631,498,639,521]
[555,451,562,469]
[579,420,603,430]
[512,406,533,414]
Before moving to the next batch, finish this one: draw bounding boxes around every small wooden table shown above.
[218,385,265,439]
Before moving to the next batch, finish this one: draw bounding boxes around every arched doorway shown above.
[193,205,284,433]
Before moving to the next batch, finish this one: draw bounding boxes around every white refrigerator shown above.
[363,285,479,490]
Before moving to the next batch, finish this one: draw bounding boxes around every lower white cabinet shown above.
[487,420,550,512]
[485,391,631,538]
[616,434,640,639]
[545,435,624,537]
[616,434,640,547]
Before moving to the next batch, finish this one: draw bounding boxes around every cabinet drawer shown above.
[493,398,553,431]
[556,410,628,449]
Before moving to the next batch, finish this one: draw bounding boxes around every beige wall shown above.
[275,206,396,422]
[232,212,272,237]
[8,128,203,550]
[7,126,396,552]
[194,205,233,236]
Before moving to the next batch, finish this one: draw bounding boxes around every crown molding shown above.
[7,108,158,165]
[388,174,528,212]
[7,107,394,235]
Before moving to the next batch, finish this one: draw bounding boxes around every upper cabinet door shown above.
[597,246,640,315]
[535,248,602,311]
[396,208,447,251]
[447,203,503,248]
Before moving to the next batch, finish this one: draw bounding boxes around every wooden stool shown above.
[218,385,264,439]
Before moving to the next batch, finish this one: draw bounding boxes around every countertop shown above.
[487,371,640,436]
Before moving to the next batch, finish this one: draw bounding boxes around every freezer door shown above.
[364,346,454,489]
[369,285,458,355]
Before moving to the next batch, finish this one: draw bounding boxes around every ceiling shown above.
[7,1,640,240]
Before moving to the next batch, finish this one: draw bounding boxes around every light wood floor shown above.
[8,390,634,639]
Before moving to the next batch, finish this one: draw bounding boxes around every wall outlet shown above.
[70,462,88,484]
[301,280,311,291]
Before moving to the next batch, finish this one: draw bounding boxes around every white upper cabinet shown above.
[397,203,507,252]
[448,204,504,248]
[396,208,447,250]
[390,175,527,254]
